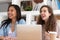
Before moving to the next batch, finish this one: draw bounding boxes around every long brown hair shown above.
[37,5,56,32]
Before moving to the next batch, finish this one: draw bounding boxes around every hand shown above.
[4,36,11,40]
[45,32,50,37]
[45,31,50,40]
[4,36,16,40]
[10,37,17,40]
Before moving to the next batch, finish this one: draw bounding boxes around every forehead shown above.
[9,6,15,10]
[41,7,48,11]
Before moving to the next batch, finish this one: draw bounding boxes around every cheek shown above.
[45,13,50,19]
[13,13,16,17]
[12,12,17,17]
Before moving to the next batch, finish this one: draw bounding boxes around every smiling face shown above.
[40,7,51,21]
[8,6,17,19]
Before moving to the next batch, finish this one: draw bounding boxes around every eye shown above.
[8,9,13,12]
[10,9,14,12]
[43,10,46,12]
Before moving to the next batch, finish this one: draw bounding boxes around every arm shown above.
[56,21,60,38]
[0,36,4,40]
[0,27,4,40]
[45,31,50,40]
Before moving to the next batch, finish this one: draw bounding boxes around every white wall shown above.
[0,0,11,2]
[0,0,11,12]
[0,3,9,12]
[0,0,60,24]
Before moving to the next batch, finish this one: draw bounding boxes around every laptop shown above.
[16,24,42,40]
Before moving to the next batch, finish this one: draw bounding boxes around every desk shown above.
[56,38,60,40]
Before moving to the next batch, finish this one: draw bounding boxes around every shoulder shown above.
[18,19,26,24]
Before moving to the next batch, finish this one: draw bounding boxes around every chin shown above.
[9,17,13,19]
[42,18,46,21]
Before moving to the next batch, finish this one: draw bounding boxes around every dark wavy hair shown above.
[37,5,56,32]
[1,4,21,28]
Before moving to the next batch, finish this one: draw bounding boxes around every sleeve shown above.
[19,19,26,24]
[0,27,4,36]
[56,20,60,37]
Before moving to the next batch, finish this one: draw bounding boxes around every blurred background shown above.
[0,0,60,25]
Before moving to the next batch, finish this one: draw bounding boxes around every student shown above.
[37,5,57,40]
[0,4,25,40]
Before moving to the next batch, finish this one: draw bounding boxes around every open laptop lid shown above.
[16,24,42,40]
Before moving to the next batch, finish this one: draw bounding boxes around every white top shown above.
[8,29,16,37]
[56,20,60,36]
[32,2,45,11]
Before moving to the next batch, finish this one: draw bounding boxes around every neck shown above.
[45,19,48,24]
[11,18,16,24]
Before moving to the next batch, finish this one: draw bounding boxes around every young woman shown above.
[0,4,25,40]
[37,5,57,40]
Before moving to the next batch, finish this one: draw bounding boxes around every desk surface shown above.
[56,38,60,40]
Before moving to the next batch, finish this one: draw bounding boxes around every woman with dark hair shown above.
[37,5,57,40]
[0,4,25,40]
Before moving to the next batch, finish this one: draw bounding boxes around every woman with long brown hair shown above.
[37,5,56,40]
